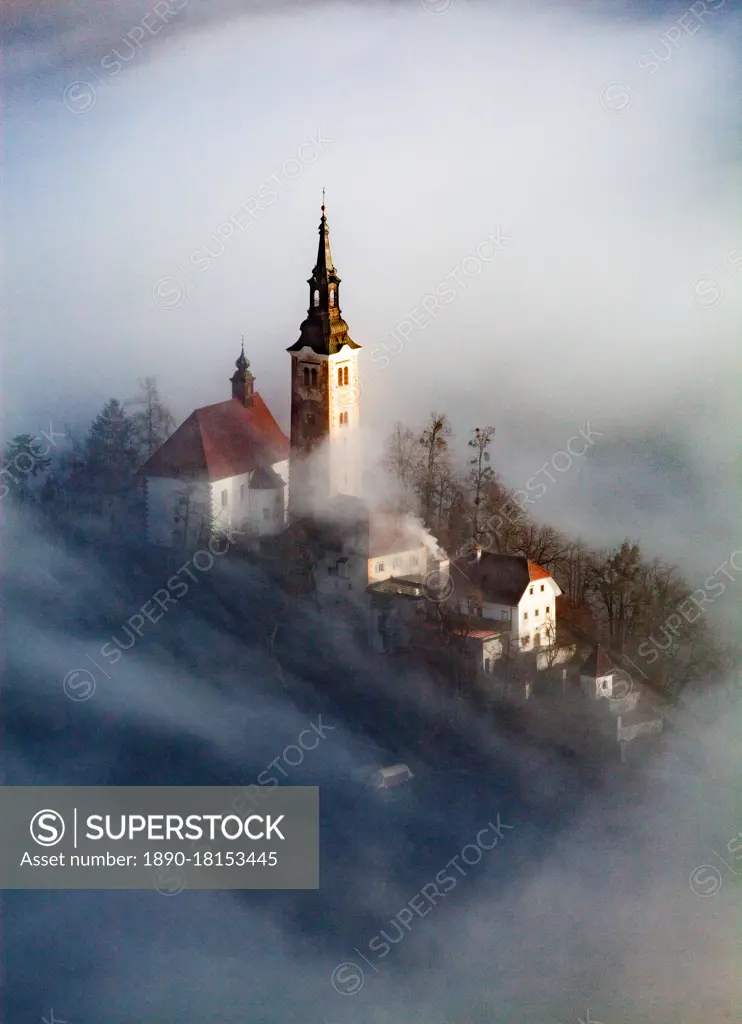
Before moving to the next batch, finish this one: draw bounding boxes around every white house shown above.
[580,645,627,702]
[579,645,663,762]
[448,548,567,672]
[138,347,289,548]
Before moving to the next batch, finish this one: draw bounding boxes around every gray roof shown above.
[367,574,425,599]
[451,552,533,605]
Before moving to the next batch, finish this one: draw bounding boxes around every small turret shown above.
[231,340,255,407]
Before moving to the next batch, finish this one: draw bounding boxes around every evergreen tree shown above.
[1,434,52,503]
[84,399,140,497]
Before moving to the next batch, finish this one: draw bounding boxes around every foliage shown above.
[383,412,732,699]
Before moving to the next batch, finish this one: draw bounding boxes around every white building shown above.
[579,645,663,762]
[138,347,289,548]
[448,548,567,672]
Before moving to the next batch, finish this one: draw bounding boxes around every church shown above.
[138,202,362,546]
[138,200,572,680]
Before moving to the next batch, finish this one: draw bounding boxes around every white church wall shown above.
[145,477,212,548]
[210,465,287,541]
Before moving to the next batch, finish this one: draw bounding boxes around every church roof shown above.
[137,396,289,482]
[450,552,557,606]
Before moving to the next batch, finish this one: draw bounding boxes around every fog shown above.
[4,0,742,1021]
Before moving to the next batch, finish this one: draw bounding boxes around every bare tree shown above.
[128,377,176,461]
[418,412,452,525]
[174,479,213,548]
[512,522,569,571]
[587,540,645,653]
[384,421,420,490]
[467,425,496,538]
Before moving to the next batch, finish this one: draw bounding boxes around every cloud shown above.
[5,496,742,1022]
[4,4,742,1017]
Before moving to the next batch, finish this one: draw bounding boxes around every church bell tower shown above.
[287,202,361,517]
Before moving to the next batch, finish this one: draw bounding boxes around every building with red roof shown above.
[137,345,289,548]
[449,547,565,663]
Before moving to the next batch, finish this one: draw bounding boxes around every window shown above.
[240,484,245,501]
[313,290,319,307]
[303,367,310,386]
[338,367,343,387]
[546,606,550,614]
[535,609,539,618]
[310,367,317,387]
[501,610,508,620]
[329,288,335,307]
[540,584,545,592]
[392,558,402,569]
[339,411,349,426]
[221,490,228,508]
[484,658,491,674]
[410,556,419,567]
[529,586,534,595]
[343,365,349,385]
[376,562,384,572]
[523,611,528,620]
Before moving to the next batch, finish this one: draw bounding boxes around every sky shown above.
[3,3,742,1022]
[5,0,742,598]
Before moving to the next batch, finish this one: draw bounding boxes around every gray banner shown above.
[0,786,319,890]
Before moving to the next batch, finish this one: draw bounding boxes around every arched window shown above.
[329,289,335,307]
[310,367,317,387]
[303,367,309,386]
[343,365,349,386]
[313,290,319,307]
[337,367,343,387]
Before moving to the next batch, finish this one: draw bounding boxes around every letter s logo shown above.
[30,809,65,847]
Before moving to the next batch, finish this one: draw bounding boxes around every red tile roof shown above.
[527,561,551,582]
[137,396,289,482]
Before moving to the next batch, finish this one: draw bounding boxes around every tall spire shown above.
[315,193,336,285]
[287,202,360,356]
